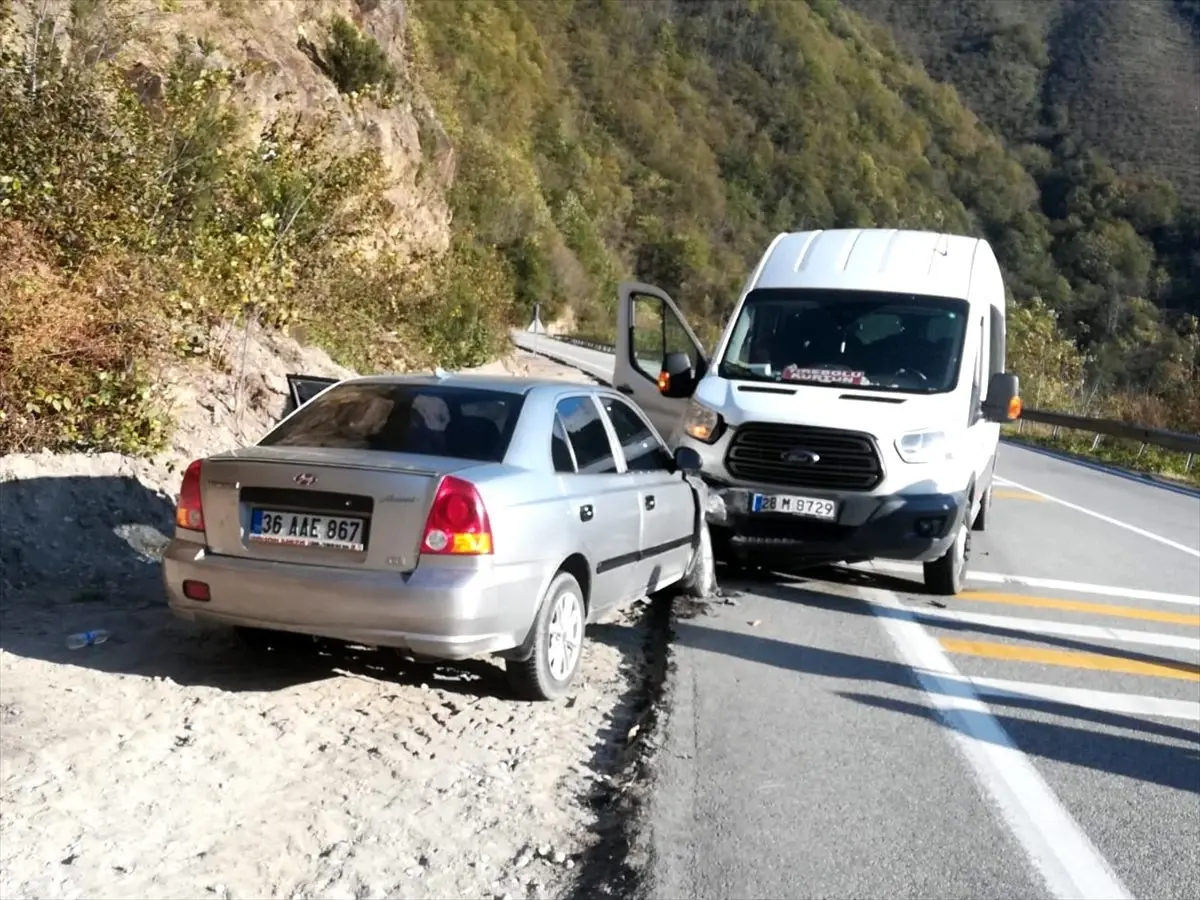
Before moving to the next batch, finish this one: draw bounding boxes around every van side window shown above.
[555,396,618,474]
[988,305,1005,376]
[969,318,985,423]
[631,294,696,383]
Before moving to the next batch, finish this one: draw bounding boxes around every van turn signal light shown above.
[657,371,670,392]
[1007,395,1023,421]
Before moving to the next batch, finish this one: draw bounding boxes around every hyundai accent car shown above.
[163,372,713,700]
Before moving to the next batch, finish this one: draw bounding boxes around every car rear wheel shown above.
[506,570,586,701]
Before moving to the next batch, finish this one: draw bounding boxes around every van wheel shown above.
[677,521,716,598]
[506,571,586,701]
[923,522,970,596]
[971,485,992,532]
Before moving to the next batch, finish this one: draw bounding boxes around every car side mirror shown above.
[658,351,696,398]
[673,445,703,473]
[981,372,1022,423]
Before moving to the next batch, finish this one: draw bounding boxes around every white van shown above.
[612,228,1022,595]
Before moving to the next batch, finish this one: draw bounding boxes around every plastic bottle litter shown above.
[66,629,110,650]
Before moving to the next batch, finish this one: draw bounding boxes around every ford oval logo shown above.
[294,472,317,486]
[782,448,820,465]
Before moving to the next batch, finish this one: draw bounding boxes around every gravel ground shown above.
[0,329,651,900]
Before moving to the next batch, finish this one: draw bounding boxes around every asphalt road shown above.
[514,331,1200,900]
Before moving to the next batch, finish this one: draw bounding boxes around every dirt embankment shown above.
[0,329,660,900]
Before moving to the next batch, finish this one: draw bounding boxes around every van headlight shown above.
[895,429,952,464]
[683,398,724,444]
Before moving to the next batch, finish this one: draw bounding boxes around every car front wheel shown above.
[506,570,586,701]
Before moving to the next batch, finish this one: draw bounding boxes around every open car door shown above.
[615,282,709,441]
[283,374,341,419]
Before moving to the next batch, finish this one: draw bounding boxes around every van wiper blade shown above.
[720,361,774,382]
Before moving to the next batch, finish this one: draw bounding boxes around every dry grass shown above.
[0,222,165,454]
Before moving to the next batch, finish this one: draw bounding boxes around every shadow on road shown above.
[667,579,1200,795]
[839,691,1200,795]
[753,568,1200,681]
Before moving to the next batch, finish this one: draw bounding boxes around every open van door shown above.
[615,282,709,441]
[283,374,340,419]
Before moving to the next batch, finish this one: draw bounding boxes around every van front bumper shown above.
[702,479,968,567]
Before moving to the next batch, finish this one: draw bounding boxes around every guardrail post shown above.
[1187,453,1194,473]
[1090,433,1102,451]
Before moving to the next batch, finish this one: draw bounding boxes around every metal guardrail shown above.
[1017,410,1200,459]
[525,332,1200,470]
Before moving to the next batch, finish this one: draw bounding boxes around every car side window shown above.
[555,396,617,474]
[600,396,673,472]
[551,412,576,473]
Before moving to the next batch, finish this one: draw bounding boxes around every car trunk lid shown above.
[198,446,476,573]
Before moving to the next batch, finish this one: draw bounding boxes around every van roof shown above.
[751,228,986,301]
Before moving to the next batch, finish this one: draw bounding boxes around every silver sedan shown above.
[163,373,714,700]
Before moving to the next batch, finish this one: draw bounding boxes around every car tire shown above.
[971,485,992,532]
[506,570,586,702]
[923,520,970,596]
[677,520,717,598]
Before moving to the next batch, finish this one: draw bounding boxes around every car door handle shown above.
[615,384,635,395]
[644,495,656,511]
[580,504,594,522]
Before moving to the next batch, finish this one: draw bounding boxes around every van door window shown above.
[988,305,1006,376]
[969,317,985,423]
[631,294,698,384]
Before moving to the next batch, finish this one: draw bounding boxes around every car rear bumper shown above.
[704,482,968,566]
[162,540,544,659]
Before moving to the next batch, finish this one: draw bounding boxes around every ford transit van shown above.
[612,228,1022,595]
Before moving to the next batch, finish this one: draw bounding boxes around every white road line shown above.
[861,561,1200,607]
[863,587,1133,900]
[900,605,1200,651]
[994,475,1200,559]
[949,674,1200,724]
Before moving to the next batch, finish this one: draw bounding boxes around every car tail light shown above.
[420,475,493,556]
[175,459,205,532]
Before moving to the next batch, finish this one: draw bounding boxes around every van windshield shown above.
[718,288,971,394]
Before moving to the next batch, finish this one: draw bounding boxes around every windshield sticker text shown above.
[781,365,869,386]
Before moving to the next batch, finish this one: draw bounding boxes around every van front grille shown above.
[724,423,883,491]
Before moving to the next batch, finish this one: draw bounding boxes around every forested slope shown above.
[411,0,1199,429]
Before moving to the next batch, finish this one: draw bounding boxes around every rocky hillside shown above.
[3,0,1197,462]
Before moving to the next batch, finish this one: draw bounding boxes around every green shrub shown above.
[324,15,398,98]
[0,2,500,455]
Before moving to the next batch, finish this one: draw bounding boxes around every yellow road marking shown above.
[992,488,1045,501]
[940,637,1200,682]
[959,591,1200,627]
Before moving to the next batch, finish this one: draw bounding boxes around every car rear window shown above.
[259,382,525,463]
